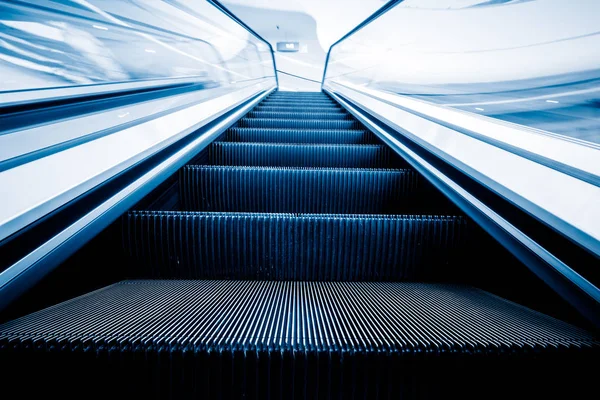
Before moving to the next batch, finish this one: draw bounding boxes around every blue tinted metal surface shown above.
[323,0,600,145]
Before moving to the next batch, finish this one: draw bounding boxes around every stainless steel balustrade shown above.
[0,0,277,303]
[322,0,600,324]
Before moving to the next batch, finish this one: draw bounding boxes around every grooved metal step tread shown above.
[259,104,338,108]
[262,97,335,101]
[248,111,350,120]
[2,280,595,351]
[268,95,331,98]
[269,92,330,94]
[124,211,467,280]
[262,100,336,104]
[262,99,336,104]
[2,281,596,398]
[255,105,342,112]
[269,92,327,95]
[237,118,360,130]
[208,142,404,168]
[263,101,335,104]
[225,127,376,144]
[268,96,331,100]
[180,165,418,213]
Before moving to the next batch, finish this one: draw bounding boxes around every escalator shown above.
[0,91,597,398]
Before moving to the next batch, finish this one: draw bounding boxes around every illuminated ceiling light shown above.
[546,100,559,104]
[145,49,156,53]
[276,42,299,52]
[475,107,484,111]
[92,25,108,30]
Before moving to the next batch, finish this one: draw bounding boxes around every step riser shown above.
[238,118,361,130]
[209,143,402,168]
[225,128,377,144]
[124,212,467,280]
[248,111,350,120]
[8,351,529,399]
[180,166,419,213]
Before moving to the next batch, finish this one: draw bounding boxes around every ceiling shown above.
[222,0,386,91]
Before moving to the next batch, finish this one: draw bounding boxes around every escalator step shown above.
[180,165,418,213]
[259,103,337,109]
[261,102,336,107]
[268,92,329,96]
[268,96,330,100]
[2,280,596,398]
[237,118,360,130]
[7,280,593,351]
[262,97,335,102]
[124,211,467,280]
[247,111,350,120]
[268,94,330,97]
[255,105,342,112]
[269,92,327,96]
[208,142,404,168]
[225,127,376,144]
[262,99,336,104]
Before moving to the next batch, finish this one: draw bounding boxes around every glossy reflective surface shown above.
[0,0,275,93]
[324,0,600,145]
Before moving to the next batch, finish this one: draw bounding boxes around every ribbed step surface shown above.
[208,142,403,168]
[2,281,596,398]
[255,105,341,112]
[238,118,359,130]
[267,97,333,102]
[248,111,349,120]
[267,94,332,98]
[267,93,331,99]
[180,166,418,213]
[225,127,376,144]
[263,96,334,100]
[124,211,467,280]
[261,100,337,106]
[269,92,328,96]
[261,98,337,103]
[4,280,594,352]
